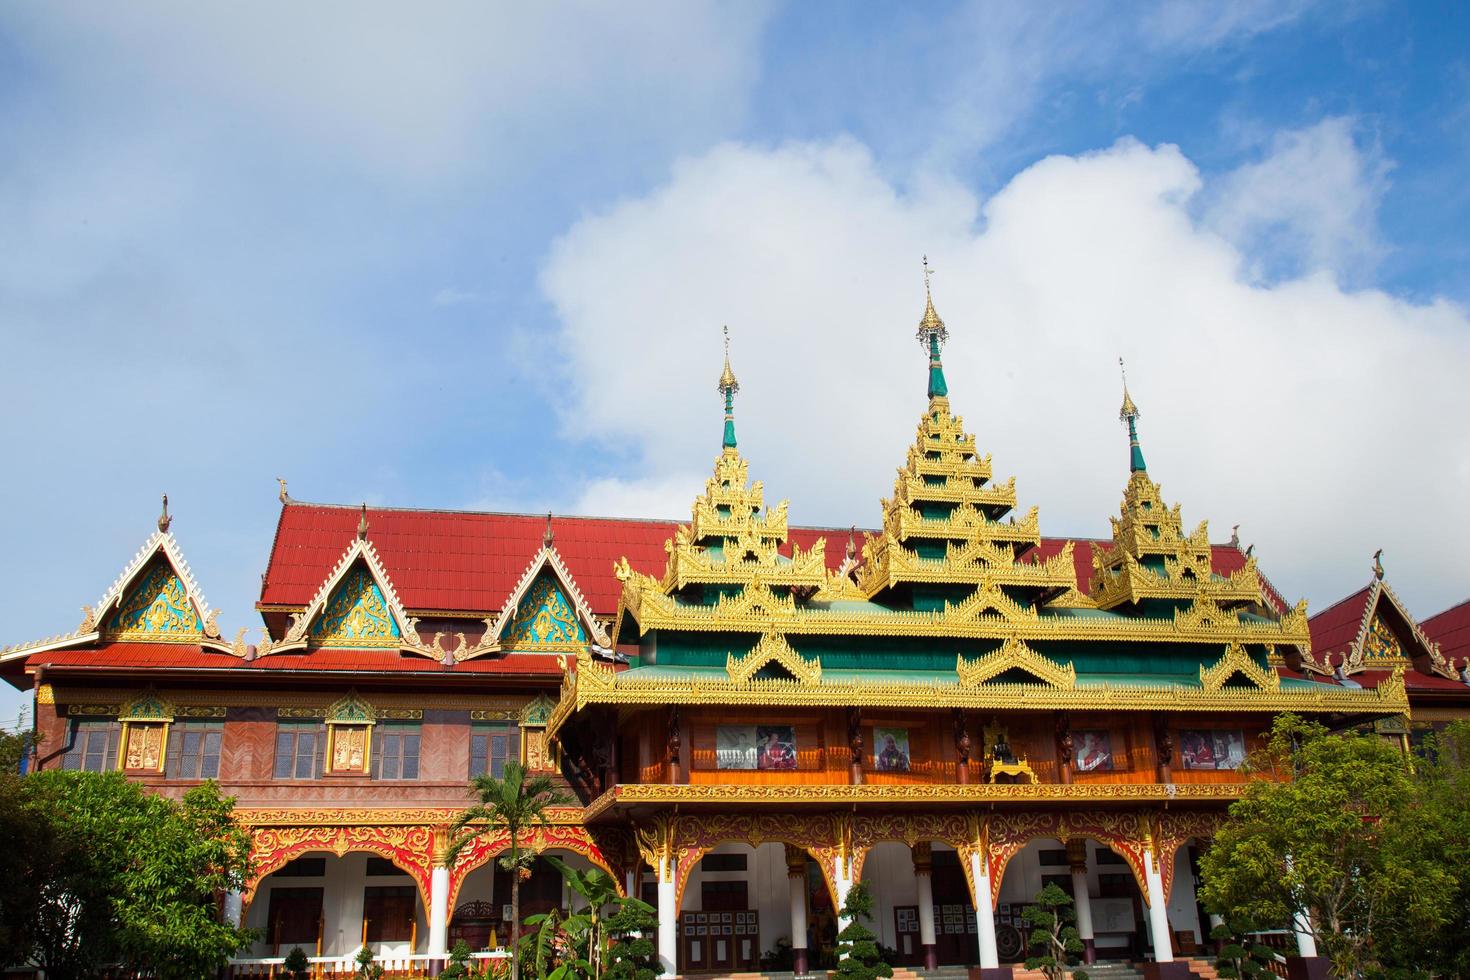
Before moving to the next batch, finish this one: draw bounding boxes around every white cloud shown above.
[543,136,1470,615]
[1205,117,1392,281]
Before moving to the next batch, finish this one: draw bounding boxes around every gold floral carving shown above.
[580,781,1248,821]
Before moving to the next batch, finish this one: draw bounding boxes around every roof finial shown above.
[1118,357,1146,472]
[717,325,740,451]
[846,525,857,561]
[277,477,290,504]
[1230,524,1240,548]
[1373,548,1384,581]
[916,255,948,401]
[157,493,172,533]
[543,511,555,549]
[357,503,369,541]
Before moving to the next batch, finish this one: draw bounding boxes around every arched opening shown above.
[451,848,602,952]
[242,852,428,961]
[856,840,978,968]
[1170,836,1208,956]
[664,840,836,974]
[997,837,1150,964]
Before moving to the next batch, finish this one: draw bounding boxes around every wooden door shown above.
[892,905,923,965]
[267,886,323,953]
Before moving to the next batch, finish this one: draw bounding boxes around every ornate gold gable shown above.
[957,637,1076,689]
[1199,643,1279,692]
[727,631,822,685]
[1297,577,1455,680]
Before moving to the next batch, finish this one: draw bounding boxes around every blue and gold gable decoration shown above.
[308,562,403,648]
[101,556,204,641]
[71,500,231,651]
[501,571,586,651]
[273,517,429,657]
[469,520,611,662]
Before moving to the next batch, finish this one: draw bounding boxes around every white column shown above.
[833,865,854,937]
[917,870,937,948]
[427,865,449,958]
[969,850,999,969]
[223,889,243,928]
[789,869,809,964]
[1293,910,1318,958]
[657,874,678,978]
[1144,848,1173,963]
[1071,867,1094,944]
[1284,854,1317,958]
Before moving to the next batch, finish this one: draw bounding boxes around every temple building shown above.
[1,275,1452,979]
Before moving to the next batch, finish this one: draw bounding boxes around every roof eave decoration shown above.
[458,541,610,662]
[726,631,822,684]
[271,535,437,661]
[957,637,1076,689]
[546,647,1408,730]
[1300,577,1453,680]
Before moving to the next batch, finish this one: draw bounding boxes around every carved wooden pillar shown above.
[666,707,682,784]
[848,707,864,785]
[1056,712,1074,785]
[1154,715,1174,783]
[954,709,972,784]
[605,709,621,791]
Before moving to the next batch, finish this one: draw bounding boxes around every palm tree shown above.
[450,761,571,980]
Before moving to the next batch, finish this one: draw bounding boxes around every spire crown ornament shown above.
[357,503,369,541]
[1118,358,1146,473]
[916,256,949,402]
[718,326,739,451]
[157,494,172,533]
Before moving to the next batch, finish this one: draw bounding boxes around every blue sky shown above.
[2,2,1468,726]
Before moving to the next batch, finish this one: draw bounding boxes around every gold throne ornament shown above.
[983,722,1037,784]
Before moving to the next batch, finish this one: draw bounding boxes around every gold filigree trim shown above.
[1200,643,1279,692]
[726,632,821,684]
[957,637,1075,689]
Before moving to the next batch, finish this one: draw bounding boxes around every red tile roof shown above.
[1307,585,1373,660]
[1423,599,1470,663]
[260,502,1289,617]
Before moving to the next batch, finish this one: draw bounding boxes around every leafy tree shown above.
[521,907,583,980]
[8,770,254,980]
[1208,918,1278,980]
[450,762,571,980]
[283,945,312,980]
[438,939,479,979]
[1199,714,1455,979]
[1380,719,1470,977]
[1022,882,1087,980]
[544,856,620,978]
[833,882,893,980]
[354,944,385,979]
[602,896,658,980]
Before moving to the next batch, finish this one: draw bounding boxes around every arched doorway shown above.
[856,840,979,968]
[451,848,603,951]
[997,837,1150,963]
[242,852,428,959]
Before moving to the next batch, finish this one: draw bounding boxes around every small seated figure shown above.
[985,724,1037,784]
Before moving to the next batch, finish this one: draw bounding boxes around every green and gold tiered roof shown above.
[552,275,1403,733]
[1089,366,1262,611]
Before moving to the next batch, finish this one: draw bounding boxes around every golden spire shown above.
[1118,358,1145,472]
[717,325,739,396]
[718,326,739,451]
[917,255,948,344]
[1118,357,1139,422]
